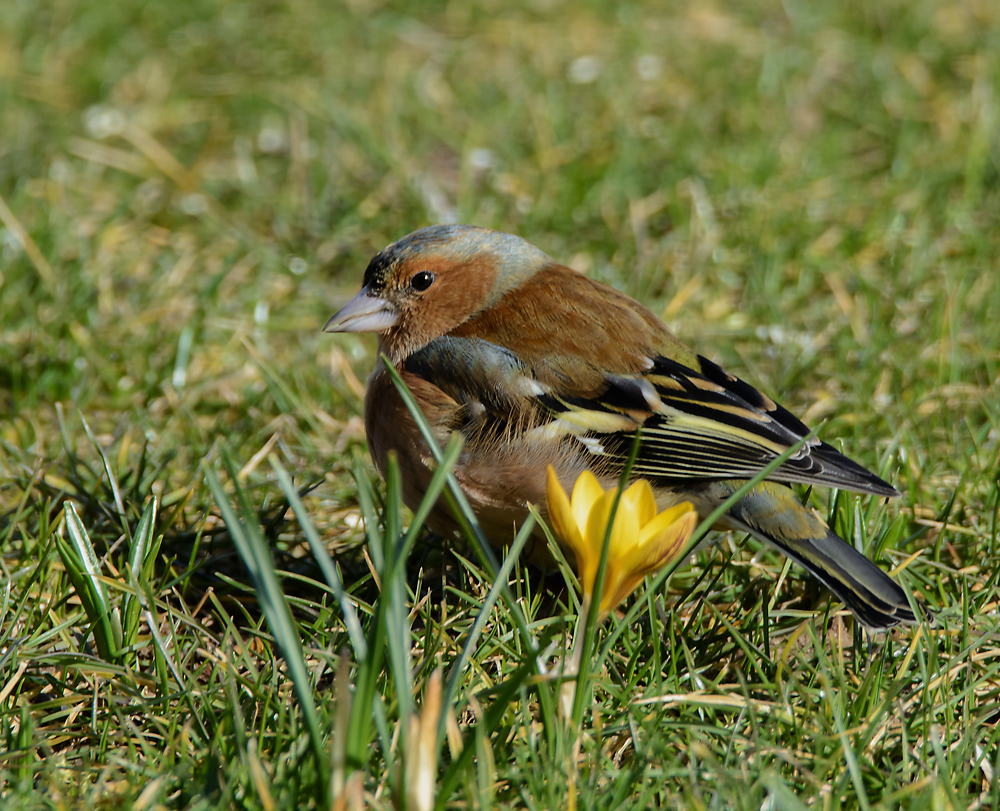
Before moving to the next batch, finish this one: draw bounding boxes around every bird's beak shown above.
[323,288,399,333]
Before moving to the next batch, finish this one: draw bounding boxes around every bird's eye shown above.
[410,271,435,292]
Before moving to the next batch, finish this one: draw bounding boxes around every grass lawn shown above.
[1,0,999,807]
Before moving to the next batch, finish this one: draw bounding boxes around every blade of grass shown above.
[345,452,389,770]
[80,411,131,544]
[138,578,212,742]
[122,497,159,653]
[381,357,556,742]
[435,661,535,809]
[344,433,467,779]
[202,444,328,804]
[436,511,537,749]
[381,454,414,740]
[269,456,368,662]
[380,357,542,661]
[58,502,123,662]
[572,430,643,726]
[813,628,873,811]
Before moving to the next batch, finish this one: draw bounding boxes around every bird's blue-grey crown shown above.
[363,224,552,305]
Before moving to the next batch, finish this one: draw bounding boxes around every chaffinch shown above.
[325,224,916,629]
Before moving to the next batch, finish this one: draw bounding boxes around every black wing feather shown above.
[404,336,898,498]
[543,354,899,497]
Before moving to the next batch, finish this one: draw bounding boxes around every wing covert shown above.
[537,355,898,497]
[403,337,898,497]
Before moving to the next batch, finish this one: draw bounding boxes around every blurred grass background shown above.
[1,0,998,808]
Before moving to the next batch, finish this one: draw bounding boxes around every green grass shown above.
[1,0,999,807]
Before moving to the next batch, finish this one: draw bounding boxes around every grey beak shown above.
[323,288,399,334]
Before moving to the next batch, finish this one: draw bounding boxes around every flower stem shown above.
[560,596,592,721]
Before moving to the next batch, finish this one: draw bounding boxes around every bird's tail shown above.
[721,481,918,630]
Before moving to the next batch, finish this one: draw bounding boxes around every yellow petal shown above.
[546,465,584,555]
[570,470,604,537]
[609,487,642,560]
[586,487,641,599]
[583,491,634,560]
[639,502,697,546]
[622,479,657,527]
[549,471,699,615]
[602,505,697,612]
[636,506,696,574]
[577,489,611,594]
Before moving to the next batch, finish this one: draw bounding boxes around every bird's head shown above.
[324,225,551,363]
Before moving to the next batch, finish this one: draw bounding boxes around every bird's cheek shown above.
[408,299,463,339]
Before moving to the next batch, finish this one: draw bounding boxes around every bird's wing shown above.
[536,353,898,497]
[404,337,898,497]
[402,335,546,425]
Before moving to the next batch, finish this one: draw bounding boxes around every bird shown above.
[324,224,917,629]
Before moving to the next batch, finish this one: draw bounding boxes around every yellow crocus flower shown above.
[545,466,697,613]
